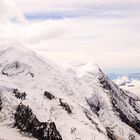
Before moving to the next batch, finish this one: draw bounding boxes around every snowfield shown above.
[0,43,140,140]
[122,81,140,98]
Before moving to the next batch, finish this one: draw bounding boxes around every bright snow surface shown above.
[0,43,140,140]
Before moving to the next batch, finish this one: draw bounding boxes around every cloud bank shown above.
[0,0,140,71]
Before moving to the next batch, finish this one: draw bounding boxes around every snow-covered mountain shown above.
[0,44,140,140]
[115,79,140,98]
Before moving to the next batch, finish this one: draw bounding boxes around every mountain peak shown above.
[0,41,140,140]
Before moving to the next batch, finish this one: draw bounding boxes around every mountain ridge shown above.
[0,45,140,140]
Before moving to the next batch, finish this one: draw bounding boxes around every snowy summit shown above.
[0,42,139,140]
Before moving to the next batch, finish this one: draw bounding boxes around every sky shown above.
[0,0,140,73]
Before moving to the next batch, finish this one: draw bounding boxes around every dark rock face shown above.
[59,99,72,114]
[25,71,34,78]
[14,103,63,140]
[129,98,140,114]
[98,69,113,91]
[44,91,55,100]
[98,69,140,135]
[2,61,22,76]
[106,127,117,140]
[1,61,32,77]
[0,95,2,111]
[13,89,26,100]
[84,109,104,134]
[86,97,100,116]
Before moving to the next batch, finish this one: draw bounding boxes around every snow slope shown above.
[0,43,140,140]
[0,46,106,140]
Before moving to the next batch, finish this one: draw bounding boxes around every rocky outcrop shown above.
[44,91,55,100]
[0,94,2,111]
[106,127,117,140]
[13,89,26,100]
[59,99,72,114]
[98,69,140,135]
[84,109,104,134]
[14,103,63,140]
[86,96,100,116]
[2,61,30,76]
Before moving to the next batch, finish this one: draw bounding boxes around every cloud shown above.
[12,16,139,69]
[0,0,27,23]
[12,0,140,21]
[14,0,140,13]
[0,0,140,71]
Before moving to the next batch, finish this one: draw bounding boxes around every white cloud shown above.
[0,0,140,70]
[0,0,27,23]
[12,16,139,69]
[14,0,140,14]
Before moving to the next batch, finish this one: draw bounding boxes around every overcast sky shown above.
[0,0,140,72]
